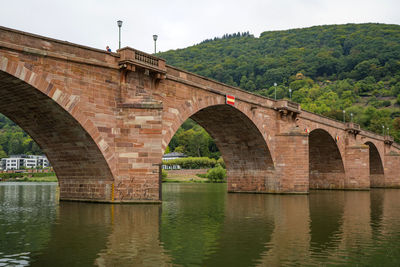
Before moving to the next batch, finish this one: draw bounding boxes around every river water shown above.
[1,183,400,266]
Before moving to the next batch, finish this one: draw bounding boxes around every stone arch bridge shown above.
[1,26,399,203]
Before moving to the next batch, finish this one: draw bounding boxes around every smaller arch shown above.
[365,141,384,188]
[163,104,276,193]
[191,105,275,193]
[309,129,345,189]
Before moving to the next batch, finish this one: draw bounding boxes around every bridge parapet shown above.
[345,122,361,136]
[274,100,301,118]
[384,135,394,145]
[118,47,166,79]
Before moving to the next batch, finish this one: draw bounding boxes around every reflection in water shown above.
[309,190,344,255]
[259,195,311,266]
[160,184,226,266]
[96,205,170,267]
[2,183,400,266]
[203,193,274,267]
[0,183,58,266]
[30,202,112,267]
[370,189,384,236]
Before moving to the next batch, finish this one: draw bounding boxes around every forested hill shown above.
[160,23,400,89]
[159,23,400,143]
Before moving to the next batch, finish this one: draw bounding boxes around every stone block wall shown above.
[344,145,370,189]
[274,129,309,193]
[384,153,400,188]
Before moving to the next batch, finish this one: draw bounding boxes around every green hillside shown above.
[159,23,400,144]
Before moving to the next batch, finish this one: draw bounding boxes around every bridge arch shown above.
[0,59,114,200]
[162,103,276,193]
[309,129,345,189]
[365,141,384,187]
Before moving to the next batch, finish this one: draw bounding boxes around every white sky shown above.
[0,0,399,54]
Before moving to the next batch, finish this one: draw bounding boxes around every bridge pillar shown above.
[344,144,370,189]
[384,152,400,188]
[274,127,309,193]
[111,106,163,203]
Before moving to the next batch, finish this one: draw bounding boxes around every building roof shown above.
[162,152,187,158]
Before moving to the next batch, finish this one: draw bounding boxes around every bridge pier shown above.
[384,152,400,188]
[274,127,309,194]
[344,144,370,190]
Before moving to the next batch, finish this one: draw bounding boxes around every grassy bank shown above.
[0,176,58,182]
[162,169,226,183]
[162,174,209,183]
[0,172,58,182]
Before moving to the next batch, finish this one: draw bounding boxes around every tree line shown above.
[0,114,42,158]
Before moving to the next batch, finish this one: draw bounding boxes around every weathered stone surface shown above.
[0,26,399,203]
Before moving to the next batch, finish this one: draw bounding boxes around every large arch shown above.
[163,104,276,193]
[309,129,345,189]
[365,141,384,187]
[0,69,114,200]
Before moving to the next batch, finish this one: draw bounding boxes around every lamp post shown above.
[382,125,385,135]
[289,88,292,101]
[343,110,346,123]
[350,113,353,123]
[387,127,390,136]
[153,34,158,54]
[274,83,277,100]
[117,20,123,49]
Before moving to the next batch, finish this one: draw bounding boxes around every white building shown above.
[0,155,50,171]
[162,152,187,170]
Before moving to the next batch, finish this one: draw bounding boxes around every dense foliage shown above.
[167,119,220,158]
[0,114,42,158]
[160,23,400,142]
[206,164,227,182]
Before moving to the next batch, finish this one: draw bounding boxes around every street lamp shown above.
[382,125,385,135]
[350,113,353,123]
[387,127,390,136]
[274,83,277,100]
[153,34,158,54]
[117,20,123,49]
[343,110,346,123]
[289,88,292,101]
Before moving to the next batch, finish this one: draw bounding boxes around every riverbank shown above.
[162,168,223,183]
[0,176,58,182]
[0,170,224,183]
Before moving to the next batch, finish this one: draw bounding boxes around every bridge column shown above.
[344,144,370,189]
[384,152,400,188]
[112,106,163,203]
[274,127,309,193]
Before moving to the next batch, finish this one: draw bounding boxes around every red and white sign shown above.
[226,95,235,106]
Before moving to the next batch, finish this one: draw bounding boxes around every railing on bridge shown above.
[117,47,167,79]
[273,100,301,119]
[274,100,301,113]
[345,122,361,136]
[384,135,394,145]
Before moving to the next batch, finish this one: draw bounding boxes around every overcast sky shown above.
[0,0,399,54]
